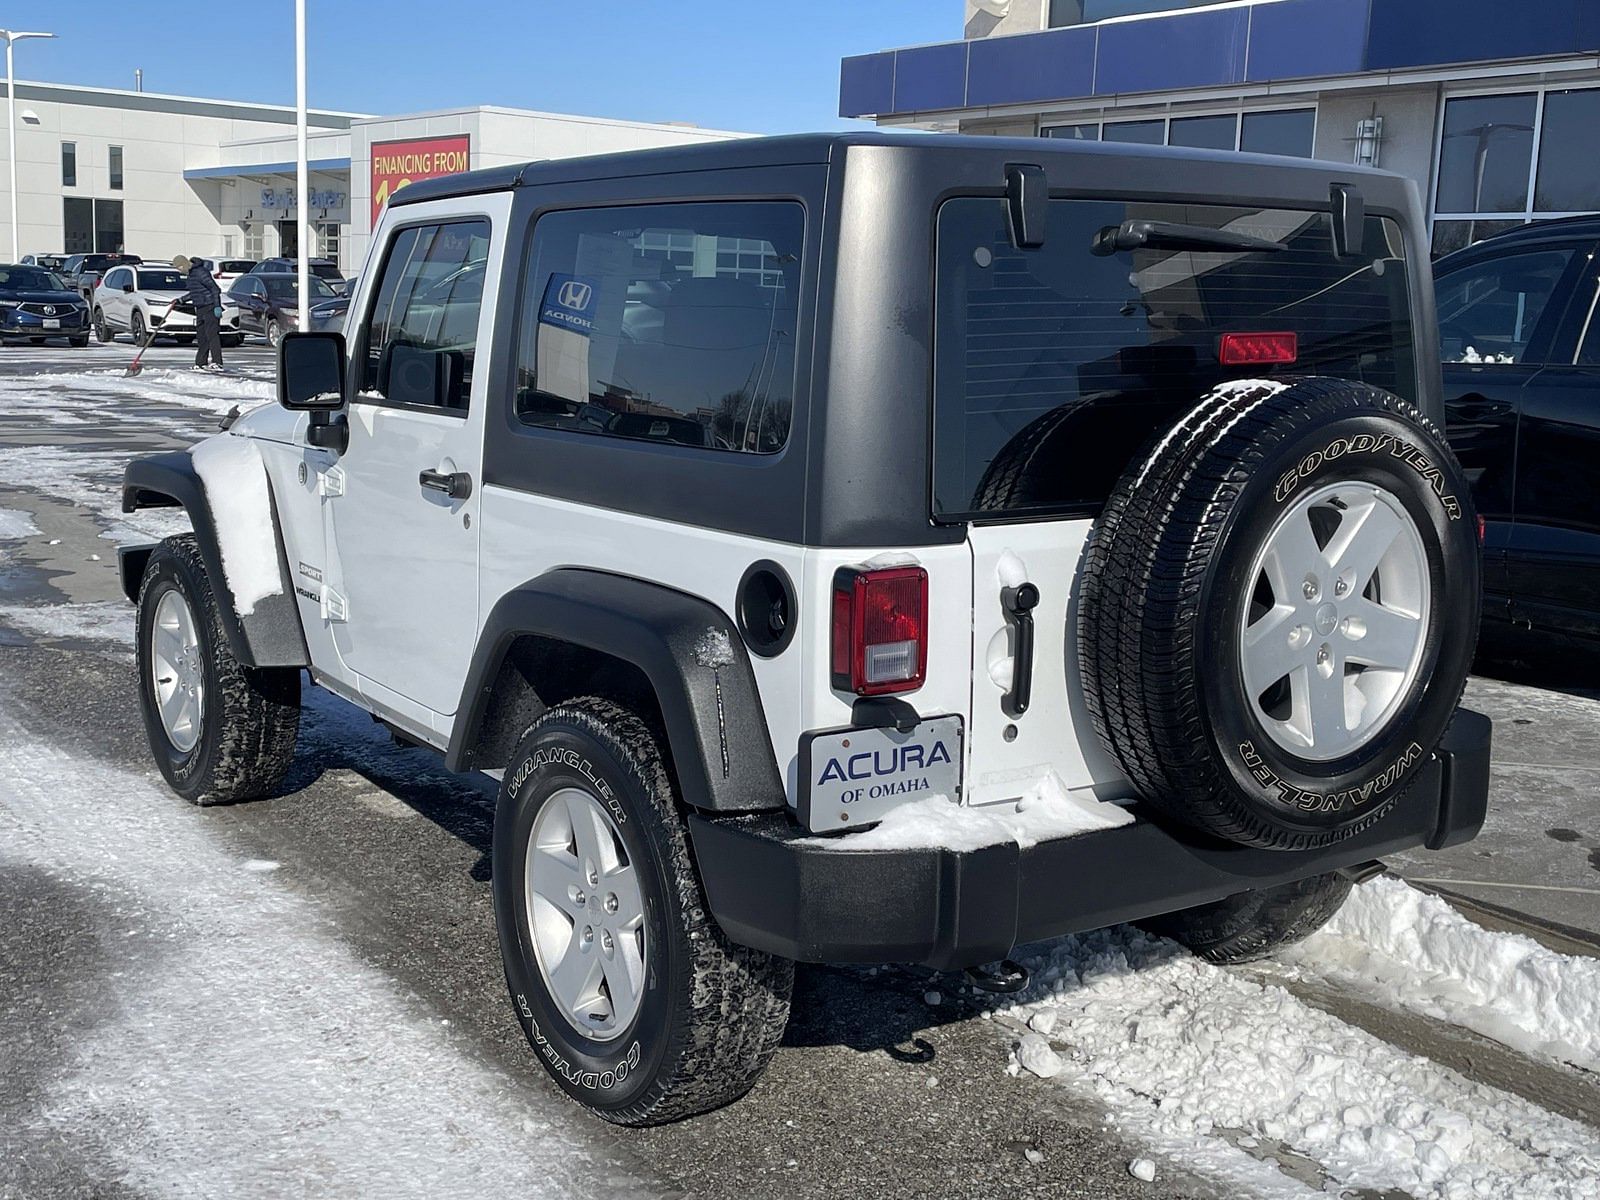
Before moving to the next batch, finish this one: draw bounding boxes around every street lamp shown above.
[1,30,54,263]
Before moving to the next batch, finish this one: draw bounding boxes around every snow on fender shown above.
[188,434,283,617]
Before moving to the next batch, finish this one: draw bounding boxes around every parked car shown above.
[63,252,142,308]
[120,133,1490,1126]
[205,258,258,290]
[22,253,69,272]
[1438,215,1600,644]
[250,256,347,294]
[0,262,90,346]
[307,291,348,333]
[93,263,243,346]
[228,271,337,346]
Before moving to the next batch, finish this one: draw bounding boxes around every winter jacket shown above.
[185,262,222,309]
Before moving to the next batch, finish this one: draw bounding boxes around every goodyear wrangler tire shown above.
[1079,378,1480,850]
[492,697,793,1125]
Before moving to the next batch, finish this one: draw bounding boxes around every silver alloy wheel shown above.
[267,319,281,348]
[151,587,205,754]
[525,786,647,1042]
[1240,481,1431,762]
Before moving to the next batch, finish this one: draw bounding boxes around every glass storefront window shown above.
[1240,109,1315,158]
[1103,120,1164,145]
[1041,123,1100,141]
[1168,114,1237,151]
[1436,94,1537,216]
[1534,88,1600,213]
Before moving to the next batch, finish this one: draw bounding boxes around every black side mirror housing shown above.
[278,330,347,411]
[121,282,135,293]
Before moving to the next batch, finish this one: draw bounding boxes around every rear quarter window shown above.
[933,197,1416,520]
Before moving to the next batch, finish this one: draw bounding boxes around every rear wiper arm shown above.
[1092,220,1288,256]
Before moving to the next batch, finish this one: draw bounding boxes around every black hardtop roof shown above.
[388,129,1410,210]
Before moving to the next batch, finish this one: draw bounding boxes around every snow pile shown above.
[189,434,282,616]
[998,925,1600,1199]
[1286,877,1600,1073]
[693,627,736,668]
[996,550,1028,589]
[811,773,1132,852]
[0,506,40,540]
[0,602,133,647]
[0,691,655,1198]
[46,363,275,416]
[1210,378,1290,400]
[0,446,192,547]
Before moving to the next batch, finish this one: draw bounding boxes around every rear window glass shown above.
[215,260,255,273]
[933,198,1416,519]
[138,270,185,290]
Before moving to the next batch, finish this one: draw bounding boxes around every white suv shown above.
[120,133,1492,1125]
[94,264,243,347]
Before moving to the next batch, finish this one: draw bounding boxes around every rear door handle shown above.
[419,468,472,500]
[1001,583,1039,719]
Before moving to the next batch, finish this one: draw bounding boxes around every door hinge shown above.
[321,588,348,622]
[318,465,346,498]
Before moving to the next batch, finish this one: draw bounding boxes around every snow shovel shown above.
[125,323,158,377]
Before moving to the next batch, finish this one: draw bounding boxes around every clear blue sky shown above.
[15,2,954,133]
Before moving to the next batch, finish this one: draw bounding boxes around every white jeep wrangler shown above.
[121,133,1491,1125]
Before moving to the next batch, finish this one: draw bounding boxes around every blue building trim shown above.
[183,157,351,181]
[840,0,1600,119]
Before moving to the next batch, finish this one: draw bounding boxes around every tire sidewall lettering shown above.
[1274,428,1464,521]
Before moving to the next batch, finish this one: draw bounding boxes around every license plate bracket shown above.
[43,319,60,330]
[798,715,964,832]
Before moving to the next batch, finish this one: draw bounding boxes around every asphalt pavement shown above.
[1,340,1597,1199]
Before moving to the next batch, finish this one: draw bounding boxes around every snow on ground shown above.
[0,445,191,546]
[0,506,41,541]
[31,363,275,417]
[1284,876,1600,1074]
[190,434,283,615]
[810,774,1132,852]
[996,926,1600,1199]
[0,690,661,1200]
[0,601,133,647]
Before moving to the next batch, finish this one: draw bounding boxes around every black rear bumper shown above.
[689,709,1491,970]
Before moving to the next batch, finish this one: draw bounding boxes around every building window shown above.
[1048,0,1222,27]
[1041,123,1100,141]
[1430,87,1600,255]
[221,235,236,256]
[1169,114,1238,151]
[109,146,124,190]
[1241,109,1316,158]
[243,225,263,260]
[318,221,340,264]
[1103,119,1164,145]
[61,142,76,188]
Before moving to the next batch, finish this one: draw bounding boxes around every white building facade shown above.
[3,79,746,273]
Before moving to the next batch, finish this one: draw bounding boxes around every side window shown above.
[1436,248,1578,366]
[106,268,126,290]
[513,201,803,454]
[1573,268,1600,366]
[360,219,491,411]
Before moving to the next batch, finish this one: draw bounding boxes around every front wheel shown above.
[493,697,793,1125]
[94,309,113,343]
[135,535,300,804]
[69,335,89,348]
[130,309,147,345]
[223,333,244,348]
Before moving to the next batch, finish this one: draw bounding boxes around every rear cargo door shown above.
[933,194,1420,807]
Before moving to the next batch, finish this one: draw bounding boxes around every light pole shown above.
[1,30,54,263]
[295,0,308,329]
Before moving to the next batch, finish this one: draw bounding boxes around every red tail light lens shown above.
[1218,331,1299,366]
[831,565,928,696]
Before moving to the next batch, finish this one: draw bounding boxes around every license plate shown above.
[799,716,963,831]
[43,319,59,330]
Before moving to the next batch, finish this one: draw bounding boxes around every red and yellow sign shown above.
[370,134,471,224]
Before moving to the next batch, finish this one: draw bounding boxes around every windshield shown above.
[264,275,336,301]
[0,266,73,292]
[138,270,185,291]
[933,198,1416,519]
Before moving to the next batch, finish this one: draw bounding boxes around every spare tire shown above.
[1079,378,1480,850]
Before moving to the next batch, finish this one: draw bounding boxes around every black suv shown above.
[1439,216,1600,644]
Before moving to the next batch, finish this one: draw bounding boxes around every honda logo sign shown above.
[557,280,592,310]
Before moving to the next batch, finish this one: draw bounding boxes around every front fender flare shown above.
[121,449,308,670]
[449,570,787,815]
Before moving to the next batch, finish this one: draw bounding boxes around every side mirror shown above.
[278,330,347,411]
[121,282,135,293]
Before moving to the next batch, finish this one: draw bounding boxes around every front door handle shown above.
[419,468,472,500]
[1001,582,1039,719]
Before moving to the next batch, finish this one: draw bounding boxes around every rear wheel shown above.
[493,697,793,1125]
[266,318,282,348]
[135,535,300,804]
[1139,872,1353,964]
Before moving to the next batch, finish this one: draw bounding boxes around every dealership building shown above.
[0,78,745,273]
[841,0,1600,253]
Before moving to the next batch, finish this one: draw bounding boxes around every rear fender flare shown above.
[448,569,787,815]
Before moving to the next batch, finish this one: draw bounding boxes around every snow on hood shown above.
[189,434,283,617]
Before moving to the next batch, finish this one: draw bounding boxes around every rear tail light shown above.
[1477,514,1486,545]
[831,565,928,696]
[1218,331,1299,366]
